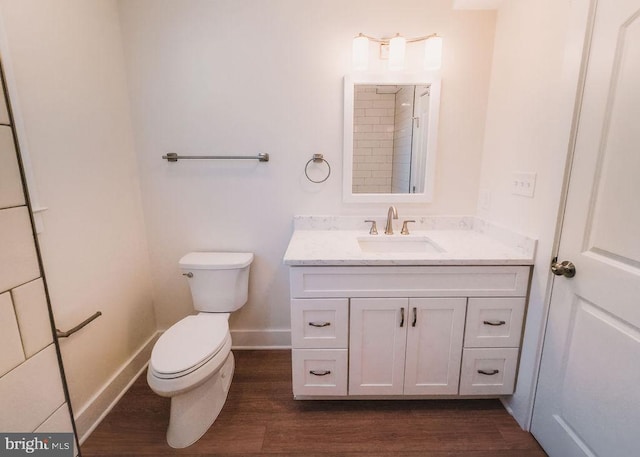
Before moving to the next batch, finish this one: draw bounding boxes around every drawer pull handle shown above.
[308,321,331,327]
[309,370,331,376]
[477,369,500,376]
[400,307,405,327]
[412,307,417,327]
[483,320,506,326]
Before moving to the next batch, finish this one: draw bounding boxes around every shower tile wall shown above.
[0,69,77,453]
[352,86,395,193]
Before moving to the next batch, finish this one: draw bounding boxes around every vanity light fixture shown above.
[352,32,442,71]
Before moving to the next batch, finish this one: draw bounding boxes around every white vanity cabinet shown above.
[289,265,530,399]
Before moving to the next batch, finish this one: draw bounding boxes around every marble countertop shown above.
[283,216,536,266]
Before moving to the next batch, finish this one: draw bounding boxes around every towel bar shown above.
[162,152,269,162]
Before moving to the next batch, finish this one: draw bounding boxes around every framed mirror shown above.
[343,74,441,203]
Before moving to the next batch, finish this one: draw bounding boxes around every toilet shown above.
[147,251,253,448]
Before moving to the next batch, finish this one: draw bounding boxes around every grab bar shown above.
[162,152,269,162]
[56,311,102,338]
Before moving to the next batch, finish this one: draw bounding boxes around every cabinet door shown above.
[349,298,408,395]
[404,298,467,395]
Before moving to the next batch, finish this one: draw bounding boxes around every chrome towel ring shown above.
[305,154,331,183]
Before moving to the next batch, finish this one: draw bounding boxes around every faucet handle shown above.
[364,220,378,235]
[401,220,416,235]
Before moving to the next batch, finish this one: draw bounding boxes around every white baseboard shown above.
[75,332,159,444]
[231,329,291,349]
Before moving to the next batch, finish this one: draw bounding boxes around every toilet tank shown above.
[179,252,253,312]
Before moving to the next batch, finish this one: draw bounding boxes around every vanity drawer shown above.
[291,299,348,348]
[464,298,525,348]
[459,348,518,395]
[292,349,348,397]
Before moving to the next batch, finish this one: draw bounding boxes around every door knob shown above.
[551,259,576,278]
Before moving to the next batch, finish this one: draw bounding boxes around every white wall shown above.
[0,0,157,435]
[477,0,588,428]
[117,0,497,336]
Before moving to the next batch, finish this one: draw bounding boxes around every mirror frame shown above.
[343,73,441,203]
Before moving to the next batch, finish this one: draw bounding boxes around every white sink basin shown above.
[357,236,445,254]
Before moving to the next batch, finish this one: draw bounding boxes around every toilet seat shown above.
[151,314,230,379]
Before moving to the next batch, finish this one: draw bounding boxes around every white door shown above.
[349,298,407,395]
[531,1,640,456]
[404,298,466,395]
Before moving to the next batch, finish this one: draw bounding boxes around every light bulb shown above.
[388,34,406,71]
[352,34,369,71]
[424,35,443,70]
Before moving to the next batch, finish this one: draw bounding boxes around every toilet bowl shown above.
[147,252,253,448]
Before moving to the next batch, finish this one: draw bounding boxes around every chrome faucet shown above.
[384,206,398,235]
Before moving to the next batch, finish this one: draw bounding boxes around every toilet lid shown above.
[179,252,253,270]
[151,314,229,377]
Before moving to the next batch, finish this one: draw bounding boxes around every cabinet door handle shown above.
[483,320,507,326]
[400,307,405,327]
[308,321,331,327]
[477,369,500,376]
[309,370,331,376]
[412,307,417,327]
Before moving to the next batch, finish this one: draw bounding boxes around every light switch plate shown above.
[511,172,536,197]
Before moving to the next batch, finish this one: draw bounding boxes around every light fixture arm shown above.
[406,33,439,44]
[355,32,439,45]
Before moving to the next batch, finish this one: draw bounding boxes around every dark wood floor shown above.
[81,350,547,456]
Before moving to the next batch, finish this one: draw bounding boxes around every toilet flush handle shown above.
[182,272,193,278]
